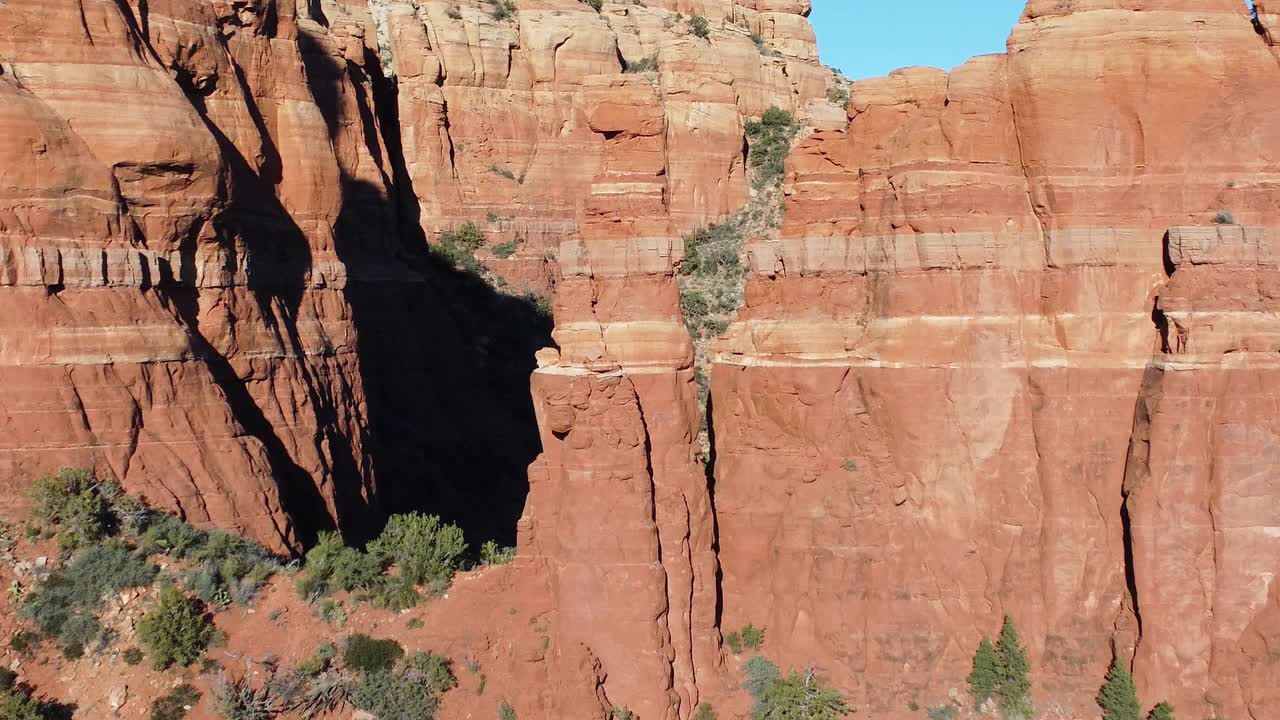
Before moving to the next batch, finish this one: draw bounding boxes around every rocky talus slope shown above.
[3,0,1280,719]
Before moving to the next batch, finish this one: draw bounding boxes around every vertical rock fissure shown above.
[631,380,682,716]
[1119,363,1166,646]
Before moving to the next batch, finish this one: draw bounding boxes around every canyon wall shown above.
[712,0,1280,717]
[0,0,546,553]
[0,2,832,718]
[0,0,396,551]
[4,1,1280,719]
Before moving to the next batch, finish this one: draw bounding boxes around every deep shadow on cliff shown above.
[299,28,551,548]
[140,14,355,549]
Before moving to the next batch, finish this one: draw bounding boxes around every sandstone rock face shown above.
[7,2,1280,720]
[0,1,830,718]
[713,1,1280,717]
[372,3,832,715]
[0,0,552,552]
[377,0,833,294]
[0,0,386,551]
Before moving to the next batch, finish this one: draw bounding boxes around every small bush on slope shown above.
[22,541,156,657]
[295,514,468,610]
[137,584,217,670]
[30,467,144,551]
[295,531,381,601]
[348,651,456,720]
[151,684,201,720]
[689,15,710,38]
[213,674,277,720]
[343,634,405,674]
[367,513,468,589]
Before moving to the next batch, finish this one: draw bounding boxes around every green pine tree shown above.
[995,616,1033,720]
[968,636,999,708]
[1098,658,1142,720]
[1147,702,1175,720]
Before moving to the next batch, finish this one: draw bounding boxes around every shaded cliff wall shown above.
[0,0,389,551]
[0,0,551,551]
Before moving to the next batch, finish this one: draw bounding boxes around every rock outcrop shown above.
[0,0,392,551]
[713,1,1280,717]
[0,1,832,718]
[379,0,835,295]
[6,1,1280,719]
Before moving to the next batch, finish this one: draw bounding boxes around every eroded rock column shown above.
[518,75,721,720]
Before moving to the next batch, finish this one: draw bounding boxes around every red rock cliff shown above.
[713,0,1280,717]
[6,1,1280,719]
[0,0,397,551]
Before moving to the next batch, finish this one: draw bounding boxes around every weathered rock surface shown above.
[0,0,556,553]
[0,0,381,552]
[0,1,830,718]
[378,0,834,294]
[7,1,1280,719]
[714,1,1280,717]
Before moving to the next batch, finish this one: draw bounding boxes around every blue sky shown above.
[809,1,1027,80]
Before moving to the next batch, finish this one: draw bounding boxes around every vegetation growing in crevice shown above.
[492,237,522,259]
[827,85,850,111]
[676,105,801,454]
[745,107,800,190]
[689,15,711,39]
[624,54,659,73]
[490,1,518,21]
[432,221,488,274]
[431,221,552,324]
[724,623,765,654]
